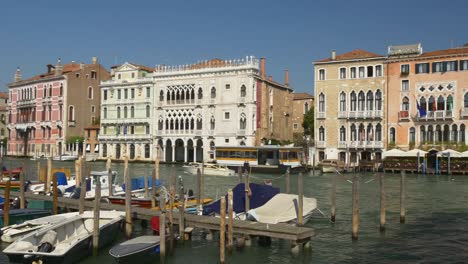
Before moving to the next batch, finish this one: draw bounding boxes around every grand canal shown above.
[1,157,467,263]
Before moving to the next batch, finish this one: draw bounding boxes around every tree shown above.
[302,107,314,139]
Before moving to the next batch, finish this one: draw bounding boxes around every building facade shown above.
[291,92,314,136]
[0,92,8,155]
[314,50,386,165]
[99,63,154,160]
[7,58,110,157]
[386,44,468,150]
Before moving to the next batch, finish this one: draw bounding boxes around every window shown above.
[146,87,150,98]
[375,65,382,77]
[145,144,150,158]
[91,106,95,113]
[131,106,135,118]
[416,63,429,74]
[239,114,246,129]
[318,69,325,80]
[401,64,410,74]
[76,73,80,78]
[461,60,468,71]
[304,102,309,113]
[104,90,108,100]
[358,67,365,78]
[437,96,445,110]
[350,67,356,78]
[318,93,325,112]
[339,68,346,79]
[117,107,121,118]
[339,92,346,112]
[389,127,396,143]
[367,66,373,77]
[375,90,382,111]
[402,97,410,111]
[376,124,382,141]
[124,89,128,99]
[240,85,246,97]
[118,74,121,79]
[402,80,409,91]
[146,105,150,118]
[103,107,107,118]
[131,88,135,99]
[91,71,97,79]
[145,125,150,134]
[319,126,325,141]
[68,106,74,121]
[340,126,346,141]
[225,84,230,90]
[131,73,135,78]
[117,89,121,99]
[446,61,457,72]
[464,93,468,108]
[210,87,216,98]
[293,123,298,130]
[224,112,230,120]
[366,91,374,111]
[225,138,229,143]
[124,107,128,118]
[358,91,365,111]
[88,87,93,99]
[350,91,357,111]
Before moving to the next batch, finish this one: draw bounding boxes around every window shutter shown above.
[432,62,436,73]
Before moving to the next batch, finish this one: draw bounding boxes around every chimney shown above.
[331,50,336,60]
[55,58,63,76]
[80,62,85,70]
[92,57,98,64]
[285,69,289,86]
[260,58,266,78]
[14,67,22,82]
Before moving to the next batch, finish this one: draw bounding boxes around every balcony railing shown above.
[338,111,347,118]
[195,130,202,136]
[399,110,409,121]
[316,141,326,148]
[462,108,468,118]
[418,110,453,121]
[348,140,384,149]
[99,134,151,140]
[68,120,76,127]
[338,141,347,148]
[317,112,326,119]
[347,110,383,119]
[237,129,246,136]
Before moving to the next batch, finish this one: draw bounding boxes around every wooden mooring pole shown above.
[330,173,337,223]
[19,170,25,209]
[106,158,113,197]
[168,172,175,256]
[220,196,226,264]
[351,175,359,240]
[160,191,166,263]
[52,173,58,215]
[285,169,290,194]
[178,176,185,240]
[298,172,304,226]
[4,180,10,226]
[244,171,250,212]
[124,156,132,238]
[79,158,86,214]
[400,171,406,224]
[227,189,233,254]
[152,148,159,208]
[379,174,386,232]
[196,168,202,214]
[45,157,52,193]
[237,166,242,183]
[93,174,101,256]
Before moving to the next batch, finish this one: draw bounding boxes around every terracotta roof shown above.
[22,62,81,82]
[420,47,468,58]
[293,93,314,100]
[0,92,8,99]
[316,49,383,63]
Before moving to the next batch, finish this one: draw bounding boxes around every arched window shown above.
[116,144,121,159]
[240,85,246,97]
[129,144,135,159]
[196,116,202,130]
[366,91,374,111]
[428,125,434,142]
[437,96,445,111]
[420,126,426,143]
[460,124,466,143]
[409,127,416,143]
[350,124,357,141]
[428,96,436,112]
[358,91,365,111]
[117,107,121,118]
[339,126,346,141]
[210,116,215,130]
[443,124,450,142]
[198,88,203,99]
[420,97,427,112]
[318,93,325,112]
[464,93,468,108]
[339,92,346,112]
[402,97,410,111]
[102,144,107,157]
[160,90,164,101]
[240,113,246,129]
[103,107,107,118]
[210,87,216,98]
[367,124,374,141]
[389,127,396,143]
[452,124,458,142]
[145,144,150,158]
[376,124,382,141]
[124,107,128,118]
[319,126,325,141]
[359,124,365,141]
[350,91,357,111]
[435,125,442,142]
[88,87,93,99]
[68,106,74,121]
[146,105,150,118]
[375,90,382,111]
[447,95,453,111]
[131,106,134,118]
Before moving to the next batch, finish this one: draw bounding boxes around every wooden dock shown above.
[0,190,314,242]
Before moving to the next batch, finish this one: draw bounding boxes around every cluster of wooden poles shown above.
[330,171,407,240]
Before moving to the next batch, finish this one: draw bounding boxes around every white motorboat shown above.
[1,212,81,243]
[3,210,124,263]
[183,162,235,176]
[319,159,345,173]
[246,193,317,225]
[52,154,78,161]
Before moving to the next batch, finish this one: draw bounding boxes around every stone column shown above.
[172,144,175,162]
[184,145,188,163]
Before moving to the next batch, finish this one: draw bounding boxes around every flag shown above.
[417,100,426,117]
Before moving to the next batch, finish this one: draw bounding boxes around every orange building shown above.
[386,44,468,151]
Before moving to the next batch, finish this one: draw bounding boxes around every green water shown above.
[1,158,468,263]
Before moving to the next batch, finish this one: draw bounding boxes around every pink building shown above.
[7,58,110,157]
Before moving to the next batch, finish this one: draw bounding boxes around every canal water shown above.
[1,157,467,263]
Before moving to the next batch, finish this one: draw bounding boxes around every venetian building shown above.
[152,57,294,162]
[314,50,386,165]
[0,92,8,155]
[7,58,109,157]
[386,44,468,151]
[99,63,154,160]
[291,92,314,137]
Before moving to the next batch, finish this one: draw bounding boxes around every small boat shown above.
[0,208,52,228]
[3,210,124,263]
[1,212,80,243]
[318,159,345,173]
[52,154,78,161]
[183,162,235,176]
[246,193,317,224]
[109,235,161,263]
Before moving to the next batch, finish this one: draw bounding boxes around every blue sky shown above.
[0,0,466,94]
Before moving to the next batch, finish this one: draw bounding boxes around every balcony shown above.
[316,141,326,148]
[462,108,468,118]
[338,111,347,119]
[338,141,347,148]
[237,129,246,136]
[317,112,326,119]
[195,130,202,136]
[348,110,383,119]
[418,110,453,121]
[68,120,76,127]
[398,110,409,121]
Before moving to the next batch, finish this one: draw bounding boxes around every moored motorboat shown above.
[183,162,235,176]
[3,210,124,263]
[109,235,161,263]
[0,208,52,228]
[319,159,345,173]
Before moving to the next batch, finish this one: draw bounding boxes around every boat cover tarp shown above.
[122,177,162,191]
[247,193,317,224]
[203,183,280,215]
[109,235,161,257]
[55,172,67,186]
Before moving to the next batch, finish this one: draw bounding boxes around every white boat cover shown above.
[247,193,317,224]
